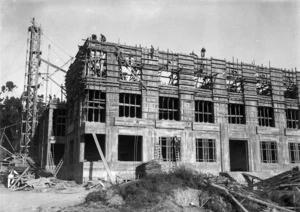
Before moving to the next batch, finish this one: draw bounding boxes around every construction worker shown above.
[100,34,106,42]
[150,45,154,59]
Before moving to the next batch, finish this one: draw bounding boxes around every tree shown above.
[0,81,22,159]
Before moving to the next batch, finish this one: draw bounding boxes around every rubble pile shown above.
[136,160,162,177]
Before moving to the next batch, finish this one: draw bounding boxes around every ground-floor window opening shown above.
[196,139,216,162]
[289,143,300,163]
[118,135,142,161]
[84,134,105,161]
[159,136,181,162]
[260,141,278,163]
[50,144,65,165]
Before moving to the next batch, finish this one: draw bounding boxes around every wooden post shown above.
[92,133,114,183]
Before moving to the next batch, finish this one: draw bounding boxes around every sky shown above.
[0,0,299,98]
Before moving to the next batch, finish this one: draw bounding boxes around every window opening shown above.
[228,104,246,124]
[258,106,274,127]
[260,141,278,163]
[85,90,106,122]
[159,136,181,162]
[119,93,142,118]
[114,47,147,90]
[195,100,214,123]
[53,109,67,136]
[286,109,299,129]
[84,134,105,162]
[289,143,300,163]
[284,70,298,99]
[226,63,244,93]
[118,135,142,161]
[86,49,107,77]
[159,97,179,121]
[194,58,218,89]
[256,68,271,96]
[196,139,216,162]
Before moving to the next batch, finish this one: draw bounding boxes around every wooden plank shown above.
[92,133,114,183]
[11,167,30,189]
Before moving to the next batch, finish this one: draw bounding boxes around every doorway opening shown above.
[229,140,249,171]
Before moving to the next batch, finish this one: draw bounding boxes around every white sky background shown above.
[0,0,299,98]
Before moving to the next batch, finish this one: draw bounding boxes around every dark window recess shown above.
[50,144,65,165]
[118,135,142,161]
[159,97,179,121]
[260,141,278,163]
[228,104,246,124]
[195,100,214,123]
[119,93,141,118]
[84,134,105,162]
[86,90,106,122]
[53,109,67,136]
[286,109,299,129]
[289,143,300,163]
[258,107,274,127]
[284,73,298,99]
[159,137,181,162]
[196,139,216,162]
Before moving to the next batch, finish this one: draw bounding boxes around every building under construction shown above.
[35,34,300,183]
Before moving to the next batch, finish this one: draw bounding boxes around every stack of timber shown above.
[255,167,300,190]
[136,160,162,177]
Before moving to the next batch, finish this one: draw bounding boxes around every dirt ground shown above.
[0,185,89,212]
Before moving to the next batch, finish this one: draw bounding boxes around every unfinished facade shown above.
[59,36,300,183]
[33,100,67,172]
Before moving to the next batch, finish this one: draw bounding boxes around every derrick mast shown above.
[20,18,42,154]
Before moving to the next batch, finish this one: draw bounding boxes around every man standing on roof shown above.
[100,34,106,42]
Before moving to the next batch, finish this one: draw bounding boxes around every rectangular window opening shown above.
[158,137,181,162]
[260,141,278,163]
[195,100,214,123]
[228,104,245,124]
[159,97,179,121]
[86,90,106,122]
[119,93,142,118]
[286,109,299,129]
[289,143,300,163]
[258,107,274,127]
[84,134,105,162]
[118,135,142,161]
[196,139,216,162]
[53,108,67,136]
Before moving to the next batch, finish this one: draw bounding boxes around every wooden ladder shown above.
[54,157,64,177]
[48,151,55,173]
[172,149,180,171]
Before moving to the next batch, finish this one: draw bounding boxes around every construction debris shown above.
[136,160,162,177]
